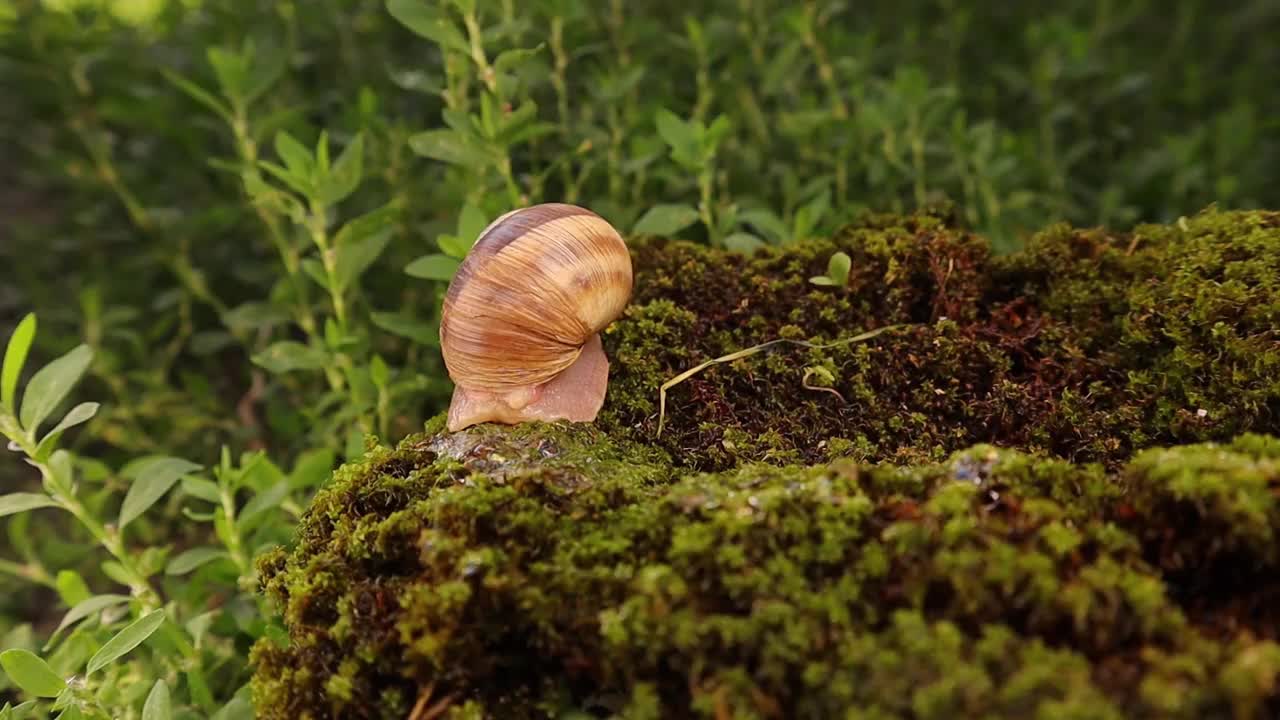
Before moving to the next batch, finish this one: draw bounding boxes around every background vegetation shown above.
[0,0,1276,716]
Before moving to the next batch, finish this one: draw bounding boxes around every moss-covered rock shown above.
[252,209,1280,718]
[604,207,1280,469]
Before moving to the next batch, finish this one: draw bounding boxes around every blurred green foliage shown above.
[0,0,1276,716]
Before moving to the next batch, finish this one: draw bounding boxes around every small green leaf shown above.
[222,302,290,332]
[0,414,22,445]
[0,494,58,518]
[826,251,852,285]
[54,570,91,607]
[206,46,248,103]
[142,680,171,720]
[273,130,314,181]
[323,318,345,351]
[333,204,399,247]
[180,476,222,503]
[240,481,289,526]
[703,114,733,149]
[258,160,313,198]
[738,209,790,244]
[35,402,99,457]
[41,450,74,497]
[494,45,544,74]
[243,171,306,219]
[0,649,64,698]
[2,700,39,720]
[315,131,332,174]
[2,313,36,412]
[251,342,330,374]
[43,402,98,438]
[798,189,832,237]
[408,129,491,167]
[386,0,469,53]
[242,41,287,105]
[436,234,470,259]
[721,232,765,254]
[301,258,330,290]
[370,355,389,388]
[19,344,93,435]
[185,611,217,647]
[47,595,131,647]
[655,109,701,169]
[318,134,364,205]
[210,690,253,720]
[289,448,336,490]
[161,71,233,123]
[654,109,694,150]
[100,561,133,588]
[335,232,391,292]
[456,203,489,244]
[86,609,165,675]
[633,204,699,236]
[166,548,230,576]
[118,457,203,529]
[500,116,557,147]
[404,254,461,281]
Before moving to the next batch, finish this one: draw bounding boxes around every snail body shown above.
[439,203,633,431]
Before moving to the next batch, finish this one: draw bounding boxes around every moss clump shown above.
[252,425,1280,718]
[252,209,1280,717]
[602,208,1280,471]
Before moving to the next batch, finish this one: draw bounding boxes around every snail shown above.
[439,203,634,432]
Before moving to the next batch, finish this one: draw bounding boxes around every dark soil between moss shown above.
[251,209,1280,719]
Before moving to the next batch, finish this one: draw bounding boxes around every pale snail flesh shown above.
[439,203,634,432]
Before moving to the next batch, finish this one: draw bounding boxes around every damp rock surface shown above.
[251,209,1280,719]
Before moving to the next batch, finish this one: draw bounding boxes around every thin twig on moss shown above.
[656,324,912,436]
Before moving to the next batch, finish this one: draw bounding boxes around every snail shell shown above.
[439,203,633,431]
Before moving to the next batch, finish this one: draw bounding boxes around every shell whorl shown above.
[439,203,633,394]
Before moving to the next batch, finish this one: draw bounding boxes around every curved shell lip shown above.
[438,203,633,395]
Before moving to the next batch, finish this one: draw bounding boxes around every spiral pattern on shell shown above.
[439,203,633,393]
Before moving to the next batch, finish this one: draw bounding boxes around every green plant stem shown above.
[800,2,849,120]
[461,8,496,93]
[497,156,522,206]
[306,210,348,334]
[69,117,152,232]
[0,558,56,589]
[605,104,625,204]
[911,133,928,208]
[698,165,716,243]
[9,437,150,603]
[691,36,712,122]
[218,486,252,578]
[6,430,200,670]
[230,111,319,339]
[442,51,468,111]
[376,385,390,441]
[549,15,575,198]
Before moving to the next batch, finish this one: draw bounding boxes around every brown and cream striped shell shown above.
[439,203,633,394]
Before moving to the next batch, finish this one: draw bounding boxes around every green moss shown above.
[602,207,1280,471]
[253,209,1280,717]
[252,428,1280,718]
